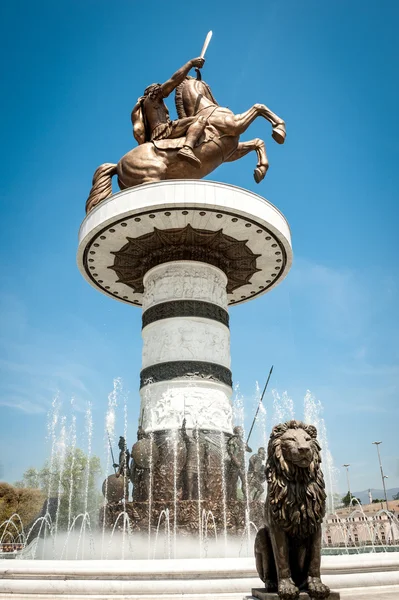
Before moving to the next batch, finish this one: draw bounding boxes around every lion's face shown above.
[279,427,313,468]
[266,420,326,537]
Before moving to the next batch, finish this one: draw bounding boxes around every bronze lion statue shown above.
[254,420,330,599]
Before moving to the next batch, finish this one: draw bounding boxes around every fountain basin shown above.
[1,553,398,599]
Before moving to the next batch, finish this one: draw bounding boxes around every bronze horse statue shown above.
[86,77,286,213]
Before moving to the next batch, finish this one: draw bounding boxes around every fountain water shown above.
[101,378,120,557]
[304,390,339,514]
[5,382,392,560]
[66,411,77,532]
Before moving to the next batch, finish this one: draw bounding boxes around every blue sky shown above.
[0,0,398,495]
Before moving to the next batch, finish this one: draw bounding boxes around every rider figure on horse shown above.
[131,57,207,168]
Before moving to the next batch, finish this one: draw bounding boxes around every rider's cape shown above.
[131,97,147,145]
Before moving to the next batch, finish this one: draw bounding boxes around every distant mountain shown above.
[350,488,399,505]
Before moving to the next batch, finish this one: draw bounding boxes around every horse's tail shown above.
[85,162,118,214]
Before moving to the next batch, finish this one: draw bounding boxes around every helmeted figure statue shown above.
[181,418,199,500]
[226,425,252,501]
[247,447,266,501]
[131,57,207,168]
[114,436,130,500]
[114,436,131,478]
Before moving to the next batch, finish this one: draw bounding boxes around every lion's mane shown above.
[266,420,326,538]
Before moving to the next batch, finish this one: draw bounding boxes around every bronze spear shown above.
[246,365,274,446]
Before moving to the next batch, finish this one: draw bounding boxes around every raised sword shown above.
[196,30,213,80]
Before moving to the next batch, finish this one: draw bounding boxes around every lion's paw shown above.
[307,576,330,599]
[278,577,299,599]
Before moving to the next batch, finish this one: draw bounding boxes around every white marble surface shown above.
[77,180,293,306]
[140,260,231,432]
[1,554,398,598]
[143,261,228,311]
[142,317,230,369]
[140,379,233,433]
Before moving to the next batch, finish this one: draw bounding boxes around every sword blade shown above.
[200,30,213,59]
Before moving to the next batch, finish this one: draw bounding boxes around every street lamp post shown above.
[372,441,389,511]
[343,464,352,506]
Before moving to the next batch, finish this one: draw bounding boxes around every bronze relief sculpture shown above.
[86,44,285,213]
[254,421,331,600]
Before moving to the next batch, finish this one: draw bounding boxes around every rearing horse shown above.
[86,77,285,213]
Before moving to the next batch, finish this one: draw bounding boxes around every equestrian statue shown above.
[86,34,286,213]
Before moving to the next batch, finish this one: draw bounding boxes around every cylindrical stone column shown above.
[77,180,293,509]
[139,261,233,434]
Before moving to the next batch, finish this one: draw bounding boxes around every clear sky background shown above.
[0,0,398,496]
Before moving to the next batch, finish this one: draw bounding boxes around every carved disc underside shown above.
[77,180,293,306]
[110,224,260,294]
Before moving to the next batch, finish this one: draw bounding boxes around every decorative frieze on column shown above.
[139,381,233,432]
[140,261,232,433]
[142,261,228,311]
[141,318,230,371]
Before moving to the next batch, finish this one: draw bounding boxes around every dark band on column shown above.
[142,300,229,329]
[140,361,232,388]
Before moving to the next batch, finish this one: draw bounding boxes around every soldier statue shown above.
[130,426,159,502]
[131,56,207,168]
[226,425,252,501]
[131,426,150,502]
[247,447,266,501]
[113,436,130,500]
[181,418,200,500]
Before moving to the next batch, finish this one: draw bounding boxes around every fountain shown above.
[1,389,399,598]
[1,41,398,600]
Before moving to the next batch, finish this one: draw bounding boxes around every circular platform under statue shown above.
[77,179,292,307]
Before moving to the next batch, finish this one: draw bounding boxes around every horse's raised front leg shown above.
[222,105,286,144]
[225,139,269,183]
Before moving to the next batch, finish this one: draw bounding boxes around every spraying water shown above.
[66,410,77,532]
[81,402,93,557]
[232,384,251,554]
[101,378,121,558]
[53,416,67,545]
[304,390,338,514]
[43,393,60,558]
[271,389,295,426]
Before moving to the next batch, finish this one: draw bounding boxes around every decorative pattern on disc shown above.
[110,224,261,294]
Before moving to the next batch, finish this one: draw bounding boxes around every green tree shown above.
[14,467,41,490]
[341,491,361,507]
[393,492,399,501]
[372,498,385,504]
[16,448,102,531]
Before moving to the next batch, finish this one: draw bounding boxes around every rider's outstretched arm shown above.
[161,57,205,97]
